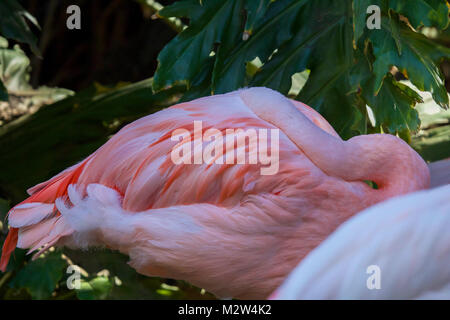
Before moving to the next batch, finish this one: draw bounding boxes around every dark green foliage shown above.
[8,250,67,299]
[369,15,449,108]
[0,0,40,56]
[0,0,40,100]
[154,0,450,138]
[389,0,449,30]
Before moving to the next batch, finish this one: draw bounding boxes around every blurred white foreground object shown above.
[272,184,450,299]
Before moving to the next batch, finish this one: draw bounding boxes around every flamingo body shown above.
[0,88,429,299]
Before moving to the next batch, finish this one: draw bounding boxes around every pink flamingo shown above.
[0,87,429,299]
[271,183,450,299]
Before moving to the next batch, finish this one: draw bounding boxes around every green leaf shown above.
[389,10,403,55]
[389,0,450,30]
[8,251,67,299]
[212,0,310,93]
[158,0,203,19]
[0,0,41,57]
[285,1,362,137]
[252,0,350,95]
[154,0,246,91]
[155,0,448,140]
[155,0,312,94]
[370,16,450,109]
[362,74,422,133]
[307,76,366,138]
[352,0,372,43]
[351,50,423,135]
[0,44,31,92]
[0,44,70,99]
[76,276,113,300]
[244,0,271,36]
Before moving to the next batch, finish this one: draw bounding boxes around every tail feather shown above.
[0,228,18,271]
[17,216,60,249]
[8,203,55,228]
[26,160,90,196]
[26,216,73,259]
[0,160,88,271]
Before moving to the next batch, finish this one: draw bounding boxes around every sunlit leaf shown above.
[370,16,450,108]
[76,276,113,300]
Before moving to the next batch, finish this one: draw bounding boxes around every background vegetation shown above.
[0,0,449,299]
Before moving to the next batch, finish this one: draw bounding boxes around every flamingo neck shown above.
[344,134,430,204]
[239,88,430,201]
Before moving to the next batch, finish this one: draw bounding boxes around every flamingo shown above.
[0,87,429,299]
[271,183,450,299]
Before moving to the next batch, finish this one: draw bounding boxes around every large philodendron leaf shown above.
[153,0,247,91]
[154,0,309,94]
[389,0,450,30]
[353,0,379,43]
[363,74,423,133]
[370,16,450,109]
[252,0,362,137]
[302,71,366,138]
[252,0,352,95]
[0,0,40,56]
[211,0,309,93]
[154,0,449,140]
[243,0,271,37]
